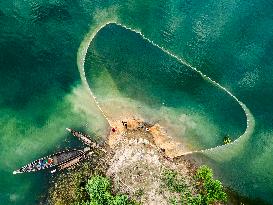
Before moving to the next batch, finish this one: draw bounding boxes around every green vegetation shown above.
[163,169,187,193]
[76,175,138,205]
[162,165,227,205]
[49,162,95,205]
[48,158,227,205]
[223,136,232,145]
[195,165,227,204]
[48,162,137,205]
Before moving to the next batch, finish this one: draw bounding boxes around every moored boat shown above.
[13,149,85,174]
[66,128,98,148]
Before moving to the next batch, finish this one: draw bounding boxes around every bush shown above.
[162,166,227,205]
[195,165,227,204]
[162,169,186,193]
[83,175,137,205]
[86,175,112,204]
[112,195,132,205]
[195,165,213,181]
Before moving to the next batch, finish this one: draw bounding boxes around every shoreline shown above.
[77,21,255,158]
[47,118,228,205]
[108,118,191,158]
[45,117,269,205]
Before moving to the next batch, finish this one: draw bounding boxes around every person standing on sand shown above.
[122,121,128,129]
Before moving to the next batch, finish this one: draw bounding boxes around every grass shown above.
[162,166,227,205]
[162,169,187,193]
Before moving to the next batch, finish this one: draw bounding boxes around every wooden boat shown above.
[66,128,99,148]
[13,149,85,174]
[13,128,103,175]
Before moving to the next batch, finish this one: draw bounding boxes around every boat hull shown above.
[13,149,85,174]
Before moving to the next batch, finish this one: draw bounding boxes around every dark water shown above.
[0,0,273,204]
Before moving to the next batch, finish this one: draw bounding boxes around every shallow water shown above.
[85,23,246,151]
[1,0,273,204]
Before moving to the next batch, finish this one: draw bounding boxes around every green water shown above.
[85,23,246,150]
[1,0,273,204]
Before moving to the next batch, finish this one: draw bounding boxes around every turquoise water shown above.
[85,23,247,151]
[1,0,273,204]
